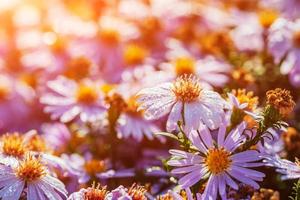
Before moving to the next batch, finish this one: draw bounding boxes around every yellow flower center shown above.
[174,57,196,76]
[65,57,91,80]
[100,84,115,94]
[20,73,38,89]
[124,97,144,117]
[123,44,147,66]
[172,75,201,102]
[2,133,27,158]
[232,89,258,111]
[15,154,46,182]
[128,184,147,200]
[84,159,106,175]
[232,68,255,86]
[84,183,108,200]
[258,9,278,28]
[293,31,300,48]
[99,29,120,46]
[76,84,99,104]
[205,148,231,175]
[26,135,47,153]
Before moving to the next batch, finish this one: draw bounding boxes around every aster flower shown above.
[41,123,71,151]
[0,130,73,175]
[228,89,258,112]
[40,76,107,123]
[0,154,67,200]
[61,154,108,184]
[105,184,147,200]
[167,122,265,200]
[116,96,160,142]
[227,89,259,125]
[264,155,300,180]
[0,130,38,166]
[268,18,300,87]
[68,183,108,200]
[136,74,227,133]
[230,11,264,52]
[163,39,231,88]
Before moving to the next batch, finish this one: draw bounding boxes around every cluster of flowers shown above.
[0,0,300,199]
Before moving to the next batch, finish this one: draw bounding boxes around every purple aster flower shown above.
[264,155,300,180]
[40,76,107,123]
[41,123,71,151]
[268,18,300,87]
[167,122,265,200]
[60,153,109,184]
[230,12,264,52]
[68,184,108,200]
[159,42,232,89]
[136,74,228,134]
[116,96,160,142]
[0,154,67,200]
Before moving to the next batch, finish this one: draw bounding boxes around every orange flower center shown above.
[65,57,91,80]
[15,154,46,182]
[26,135,47,152]
[232,89,258,111]
[0,85,10,101]
[174,57,196,76]
[84,159,106,175]
[2,133,27,158]
[258,9,278,28]
[76,84,98,104]
[128,184,147,200]
[205,148,231,174]
[123,44,147,66]
[172,75,201,102]
[99,29,120,46]
[124,97,144,117]
[84,184,108,200]
[293,31,300,48]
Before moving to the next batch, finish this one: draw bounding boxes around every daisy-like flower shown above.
[167,122,265,200]
[161,39,231,89]
[136,74,227,133]
[61,154,108,184]
[268,18,300,87]
[117,96,160,141]
[68,183,108,200]
[40,76,107,123]
[0,130,38,166]
[264,155,300,180]
[228,89,258,112]
[0,154,67,200]
[105,184,147,200]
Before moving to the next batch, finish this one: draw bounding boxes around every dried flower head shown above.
[266,88,295,116]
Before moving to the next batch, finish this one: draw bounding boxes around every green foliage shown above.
[290,179,300,200]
